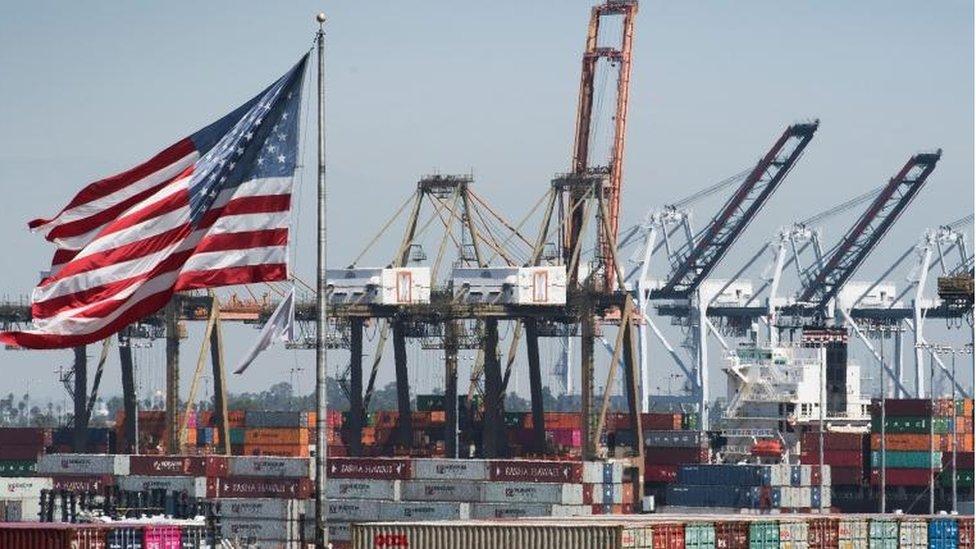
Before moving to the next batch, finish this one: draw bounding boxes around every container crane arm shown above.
[651,121,819,299]
[797,150,942,311]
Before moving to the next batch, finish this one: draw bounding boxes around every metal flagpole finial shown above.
[316,12,327,26]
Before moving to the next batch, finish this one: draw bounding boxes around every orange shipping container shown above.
[227,410,247,428]
[870,433,972,452]
[244,428,309,445]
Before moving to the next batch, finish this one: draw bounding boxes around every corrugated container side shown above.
[351,522,624,549]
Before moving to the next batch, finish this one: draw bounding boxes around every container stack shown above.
[870,397,975,512]
[242,411,311,457]
[0,427,49,476]
[665,464,832,511]
[800,431,870,512]
[324,457,635,546]
[635,412,708,507]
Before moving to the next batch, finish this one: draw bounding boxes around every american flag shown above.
[0,55,308,349]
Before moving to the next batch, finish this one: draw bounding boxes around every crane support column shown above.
[164,298,180,454]
[392,321,412,448]
[581,313,597,460]
[525,319,547,454]
[119,333,138,454]
[444,321,459,458]
[72,346,89,453]
[482,319,505,457]
[693,298,709,431]
[209,316,231,455]
[348,318,365,456]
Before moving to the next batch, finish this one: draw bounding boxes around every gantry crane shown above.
[622,122,818,425]
[794,151,942,315]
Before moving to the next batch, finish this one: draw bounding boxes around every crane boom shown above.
[564,0,638,291]
[798,150,942,311]
[651,121,819,299]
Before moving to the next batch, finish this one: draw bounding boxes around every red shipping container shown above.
[644,447,708,465]
[801,431,865,451]
[870,468,934,487]
[800,450,863,467]
[944,452,974,468]
[960,518,974,549]
[807,517,840,548]
[642,413,682,430]
[0,428,51,447]
[327,457,412,480]
[829,466,865,486]
[871,398,932,417]
[52,475,114,492]
[488,460,583,483]
[206,476,314,498]
[652,523,685,549]
[0,445,44,460]
[715,521,748,549]
[644,464,679,483]
[129,456,228,477]
[0,523,107,549]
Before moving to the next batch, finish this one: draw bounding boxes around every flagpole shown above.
[314,12,329,549]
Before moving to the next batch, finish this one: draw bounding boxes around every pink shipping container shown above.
[547,428,582,447]
[143,525,181,549]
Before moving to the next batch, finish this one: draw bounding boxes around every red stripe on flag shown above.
[194,228,288,254]
[0,290,175,349]
[177,263,287,291]
[28,139,196,230]
[32,249,195,320]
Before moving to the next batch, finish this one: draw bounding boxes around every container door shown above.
[532,270,548,303]
[396,271,413,303]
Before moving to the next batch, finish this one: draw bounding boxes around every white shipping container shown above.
[582,461,624,484]
[588,483,623,505]
[378,501,470,521]
[771,464,790,487]
[470,503,592,519]
[218,498,305,521]
[411,459,490,481]
[0,478,52,499]
[37,454,128,476]
[118,475,207,497]
[220,518,300,542]
[327,499,382,522]
[401,480,481,502]
[481,482,583,505]
[326,479,401,500]
[228,456,312,478]
[329,522,352,542]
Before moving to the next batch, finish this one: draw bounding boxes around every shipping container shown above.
[411,458,490,481]
[488,460,583,483]
[37,454,129,476]
[128,455,228,477]
[206,476,313,498]
[327,457,412,480]
[352,521,624,549]
[244,410,310,428]
[228,456,311,478]
[326,478,401,500]
[0,523,107,549]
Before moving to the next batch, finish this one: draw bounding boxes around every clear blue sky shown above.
[0,1,972,404]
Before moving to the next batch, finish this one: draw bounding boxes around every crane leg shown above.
[393,321,412,448]
[525,319,546,454]
[348,318,365,456]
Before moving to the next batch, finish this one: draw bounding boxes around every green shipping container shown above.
[417,394,446,412]
[0,460,36,477]
[869,518,897,549]
[503,412,524,428]
[681,413,700,431]
[684,523,715,548]
[748,521,779,549]
[939,468,975,487]
[871,416,953,434]
[870,450,942,469]
[229,428,245,445]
